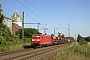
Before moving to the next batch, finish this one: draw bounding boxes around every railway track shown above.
[0,48,33,56]
[0,43,71,60]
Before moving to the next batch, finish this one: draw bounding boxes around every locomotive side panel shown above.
[42,35,51,45]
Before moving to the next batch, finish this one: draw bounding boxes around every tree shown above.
[24,28,39,38]
[0,14,4,25]
[84,36,90,42]
[0,4,4,27]
[77,34,82,42]
[15,28,39,38]
[15,28,39,43]
[77,34,87,45]
[51,34,54,36]
[61,34,65,38]
[57,32,61,38]
[0,4,3,14]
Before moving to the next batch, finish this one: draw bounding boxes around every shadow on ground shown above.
[23,45,33,49]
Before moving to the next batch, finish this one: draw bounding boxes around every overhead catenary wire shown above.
[14,0,70,36]
[23,0,71,36]
[23,0,56,26]
[22,14,47,30]
[25,13,39,22]
[15,0,55,27]
[24,0,48,18]
[23,0,69,34]
[24,0,68,35]
[59,24,68,30]
[39,24,47,30]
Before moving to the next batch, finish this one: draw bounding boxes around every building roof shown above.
[11,12,22,22]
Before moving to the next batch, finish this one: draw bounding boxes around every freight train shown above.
[31,33,73,47]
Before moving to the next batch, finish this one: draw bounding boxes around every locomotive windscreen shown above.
[32,35,40,38]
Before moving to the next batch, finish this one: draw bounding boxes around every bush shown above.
[24,38,31,44]
[79,38,88,45]
[0,36,6,46]
[77,34,88,45]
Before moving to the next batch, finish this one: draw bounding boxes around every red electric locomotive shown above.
[32,33,51,47]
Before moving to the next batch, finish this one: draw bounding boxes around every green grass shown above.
[0,44,24,52]
[0,42,31,52]
[0,38,31,52]
[47,42,90,60]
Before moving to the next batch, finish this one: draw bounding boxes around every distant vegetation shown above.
[84,36,90,42]
[57,32,65,38]
[77,34,88,45]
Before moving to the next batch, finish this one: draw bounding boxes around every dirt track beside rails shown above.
[0,43,71,60]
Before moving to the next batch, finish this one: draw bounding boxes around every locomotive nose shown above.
[32,39,40,44]
[32,39,40,46]
[32,39,40,41]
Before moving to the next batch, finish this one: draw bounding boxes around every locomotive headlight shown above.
[37,39,40,41]
[32,39,34,41]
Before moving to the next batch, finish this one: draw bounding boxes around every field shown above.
[46,42,90,60]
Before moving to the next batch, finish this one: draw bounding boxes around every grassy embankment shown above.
[0,41,31,52]
[46,42,90,60]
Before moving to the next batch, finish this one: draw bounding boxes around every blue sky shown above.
[0,0,90,37]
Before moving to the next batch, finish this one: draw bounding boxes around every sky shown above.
[0,0,90,38]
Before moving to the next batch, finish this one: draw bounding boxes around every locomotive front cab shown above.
[32,34,41,46]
